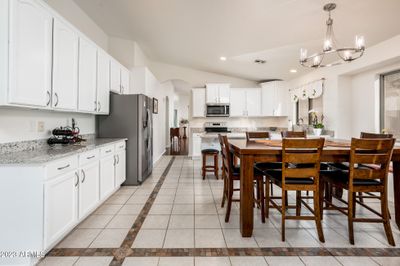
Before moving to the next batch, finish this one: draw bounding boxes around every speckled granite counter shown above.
[0,138,127,165]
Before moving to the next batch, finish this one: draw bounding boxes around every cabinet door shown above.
[274,82,289,116]
[52,19,78,110]
[79,161,100,219]
[206,85,219,103]
[96,50,110,114]
[44,170,78,249]
[78,37,97,112]
[110,60,121,93]
[246,89,261,117]
[261,83,275,116]
[218,84,230,104]
[120,67,130,94]
[8,0,52,107]
[192,134,202,157]
[230,89,246,117]
[192,88,206,117]
[100,155,115,200]
[115,151,126,186]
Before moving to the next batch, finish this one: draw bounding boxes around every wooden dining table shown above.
[229,138,400,237]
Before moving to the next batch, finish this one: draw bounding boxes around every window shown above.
[380,70,400,139]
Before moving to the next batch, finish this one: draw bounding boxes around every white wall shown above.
[0,108,94,143]
[44,0,108,51]
[174,93,190,123]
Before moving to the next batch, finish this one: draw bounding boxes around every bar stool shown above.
[201,149,219,179]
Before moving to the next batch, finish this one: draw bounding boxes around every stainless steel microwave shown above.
[206,104,230,117]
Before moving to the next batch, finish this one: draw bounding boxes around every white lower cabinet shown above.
[44,170,78,249]
[78,161,100,219]
[115,150,126,186]
[100,155,116,200]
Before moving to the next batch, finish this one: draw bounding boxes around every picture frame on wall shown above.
[153,98,158,114]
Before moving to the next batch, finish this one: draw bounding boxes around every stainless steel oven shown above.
[206,104,230,117]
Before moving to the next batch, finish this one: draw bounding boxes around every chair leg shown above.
[265,177,270,219]
[314,187,325,243]
[352,192,356,217]
[348,191,355,245]
[358,192,364,203]
[202,154,206,180]
[296,191,301,216]
[225,179,233,222]
[214,154,218,179]
[281,188,286,242]
[285,191,289,209]
[258,178,265,223]
[319,181,324,219]
[270,181,274,196]
[381,191,395,246]
[221,170,227,208]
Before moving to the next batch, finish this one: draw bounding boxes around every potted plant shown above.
[309,110,324,136]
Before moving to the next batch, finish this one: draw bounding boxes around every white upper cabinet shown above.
[8,0,53,107]
[192,88,206,117]
[52,18,78,111]
[230,88,261,117]
[230,88,246,117]
[246,88,262,116]
[110,59,121,94]
[261,81,289,116]
[120,67,130,94]
[78,37,97,112]
[206,83,230,104]
[96,50,110,114]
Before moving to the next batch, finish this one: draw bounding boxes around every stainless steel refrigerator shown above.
[96,93,153,185]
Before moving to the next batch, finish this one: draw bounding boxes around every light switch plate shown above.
[37,121,45,132]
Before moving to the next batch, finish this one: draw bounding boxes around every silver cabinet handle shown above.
[105,149,112,153]
[98,101,101,111]
[81,169,86,183]
[86,155,95,159]
[113,155,117,166]
[116,154,120,164]
[57,164,70,170]
[46,91,51,106]
[75,172,79,187]
[54,92,59,107]
[94,101,97,111]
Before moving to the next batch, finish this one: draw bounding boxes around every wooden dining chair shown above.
[322,138,396,245]
[218,134,266,223]
[281,130,307,138]
[259,138,326,242]
[246,132,281,197]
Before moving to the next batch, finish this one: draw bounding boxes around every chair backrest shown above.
[282,138,325,187]
[170,128,180,139]
[218,134,233,178]
[360,132,393,139]
[246,131,270,141]
[281,130,306,138]
[349,138,395,186]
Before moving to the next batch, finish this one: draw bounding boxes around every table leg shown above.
[240,154,254,237]
[393,161,400,229]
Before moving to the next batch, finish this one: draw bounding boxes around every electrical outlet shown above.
[37,121,45,132]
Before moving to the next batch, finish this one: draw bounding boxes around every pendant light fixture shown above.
[300,3,365,68]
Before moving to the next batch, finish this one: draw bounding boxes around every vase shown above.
[313,128,323,136]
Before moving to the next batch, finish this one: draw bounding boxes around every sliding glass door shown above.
[381,70,400,139]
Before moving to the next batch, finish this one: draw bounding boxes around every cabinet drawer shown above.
[115,141,126,151]
[100,145,115,157]
[79,149,99,166]
[46,156,78,179]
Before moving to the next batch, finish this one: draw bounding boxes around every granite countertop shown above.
[0,138,127,165]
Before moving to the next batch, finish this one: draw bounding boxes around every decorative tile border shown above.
[46,155,400,266]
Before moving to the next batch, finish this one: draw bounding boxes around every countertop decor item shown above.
[309,110,324,136]
[300,3,365,68]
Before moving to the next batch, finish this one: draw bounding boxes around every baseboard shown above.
[153,149,166,166]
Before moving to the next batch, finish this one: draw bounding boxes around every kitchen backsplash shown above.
[189,117,289,128]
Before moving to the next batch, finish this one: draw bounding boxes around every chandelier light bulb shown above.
[355,35,365,50]
[313,56,321,66]
[300,48,308,61]
[344,51,352,61]
[323,39,332,51]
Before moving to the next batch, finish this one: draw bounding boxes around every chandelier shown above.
[300,3,365,68]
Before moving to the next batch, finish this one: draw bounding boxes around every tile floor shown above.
[41,156,400,265]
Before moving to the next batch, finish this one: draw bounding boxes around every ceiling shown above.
[73,0,400,82]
